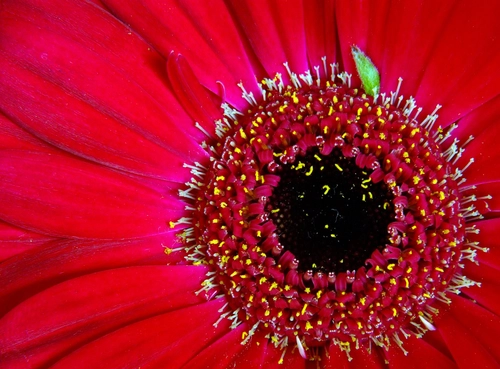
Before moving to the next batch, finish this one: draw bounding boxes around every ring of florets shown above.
[173,63,485,359]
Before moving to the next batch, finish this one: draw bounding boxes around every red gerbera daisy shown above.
[1,1,500,368]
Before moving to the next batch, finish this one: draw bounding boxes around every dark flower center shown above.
[270,148,394,272]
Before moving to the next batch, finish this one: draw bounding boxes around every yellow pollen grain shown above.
[335,163,343,172]
[357,107,363,116]
[328,106,334,116]
[305,322,313,330]
[314,154,322,161]
[305,166,314,176]
[413,176,420,185]
[333,96,338,104]
[239,128,247,139]
[271,208,280,213]
[323,185,331,195]
[376,107,382,116]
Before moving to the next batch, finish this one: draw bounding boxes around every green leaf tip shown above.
[351,46,380,97]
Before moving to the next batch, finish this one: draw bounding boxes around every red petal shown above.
[470,219,500,269]
[0,220,52,262]
[226,0,308,78]
[446,294,500,363]
[180,324,247,369]
[166,53,222,134]
[0,234,182,316]
[101,0,260,108]
[335,1,500,127]
[462,260,500,317]
[0,265,208,368]
[385,335,457,369]
[0,113,52,152]
[228,331,268,368]
[261,342,306,369]
[436,296,500,368]
[349,346,386,369]
[0,150,184,238]
[0,0,207,180]
[412,2,500,127]
[48,298,230,369]
[322,344,350,369]
[303,0,337,70]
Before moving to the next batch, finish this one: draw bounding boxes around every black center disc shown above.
[269,149,394,272]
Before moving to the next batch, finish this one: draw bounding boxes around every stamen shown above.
[296,336,307,359]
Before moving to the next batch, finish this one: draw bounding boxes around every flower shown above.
[1,0,500,368]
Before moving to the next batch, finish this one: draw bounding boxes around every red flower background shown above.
[1,0,500,368]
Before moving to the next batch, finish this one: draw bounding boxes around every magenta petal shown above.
[101,0,260,108]
[0,265,208,368]
[437,296,500,368]
[0,150,184,238]
[0,234,183,316]
[48,298,229,369]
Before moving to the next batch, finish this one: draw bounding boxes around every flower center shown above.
[174,61,483,360]
[269,148,394,272]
